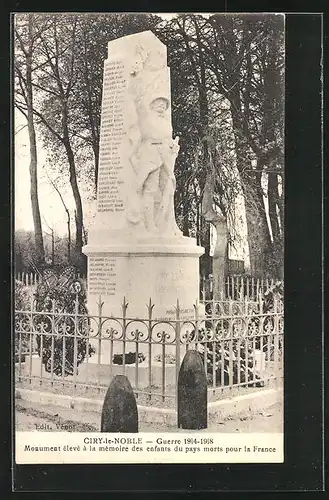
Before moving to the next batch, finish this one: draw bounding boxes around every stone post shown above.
[177,350,207,429]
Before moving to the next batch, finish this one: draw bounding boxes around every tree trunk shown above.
[230,98,272,277]
[61,99,84,259]
[200,221,212,279]
[242,175,272,277]
[26,20,44,266]
[181,18,211,265]
[67,214,71,263]
[64,142,83,255]
[51,229,55,265]
[182,184,190,237]
[182,207,190,237]
[92,142,100,191]
[212,219,228,300]
[201,166,228,297]
[268,172,281,243]
[267,172,283,279]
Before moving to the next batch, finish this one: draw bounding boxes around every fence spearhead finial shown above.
[122,297,129,315]
[147,298,154,318]
[174,299,180,316]
[193,299,200,320]
[97,294,104,309]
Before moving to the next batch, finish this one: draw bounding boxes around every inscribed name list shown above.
[88,256,117,296]
[97,59,126,217]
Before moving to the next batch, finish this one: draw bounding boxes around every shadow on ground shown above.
[15,399,283,433]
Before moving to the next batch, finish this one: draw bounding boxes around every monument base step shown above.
[20,355,176,390]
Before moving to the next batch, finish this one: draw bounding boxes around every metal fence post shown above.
[50,298,55,386]
[228,300,234,389]
[28,293,34,381]
[273,297,280,381]
[193,298,199,354]
[97,295,103,367]
[147,298,154,401]
[122,297,128,376]
[175,299,181,413]
[72,293,79,401]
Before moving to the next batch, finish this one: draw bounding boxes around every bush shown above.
[263,280,284,312]
[201,283,283,385]
[15,279,32,310]
[14,280,32,360]
[201,338,264,387]
[33,266,95,376]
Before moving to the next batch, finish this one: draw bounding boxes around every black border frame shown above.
[1,2,325,494]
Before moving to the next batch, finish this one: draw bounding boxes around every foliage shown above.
[202,339,265,387]
[262,280,284,313]
[14,280,32,360]
[15,230,38,272]
[199,280,283,386]
[15,230,85,272]
[161,14,284,276]
[15,280,32,310]
[14,14,50,265]
[14,12,284,278]
[154,353,176,364]
[34,265,95,376]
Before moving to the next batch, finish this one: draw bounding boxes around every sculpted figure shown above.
[129,96,181,234]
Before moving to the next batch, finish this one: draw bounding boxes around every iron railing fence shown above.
[15,271,283,302]
[200,276,282,301]
[15,295,284,409]
[15,271,86,287]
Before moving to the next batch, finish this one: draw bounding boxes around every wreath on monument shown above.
[34,265,95,376]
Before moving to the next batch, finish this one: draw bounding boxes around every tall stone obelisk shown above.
[83,31,204,322]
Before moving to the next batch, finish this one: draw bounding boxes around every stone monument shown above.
[83,31,204,335]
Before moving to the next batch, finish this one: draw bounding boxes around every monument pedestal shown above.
[84,233,203,318]
[83,233,204,364]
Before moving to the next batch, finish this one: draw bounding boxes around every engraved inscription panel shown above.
[89,256,117,296]
[97,59,126,214]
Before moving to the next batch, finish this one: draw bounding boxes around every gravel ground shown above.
[15,398,283,433]
[16,374,281,409]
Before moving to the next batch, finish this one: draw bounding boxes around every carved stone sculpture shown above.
[129,98,180,233]
[125,41,181,235]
